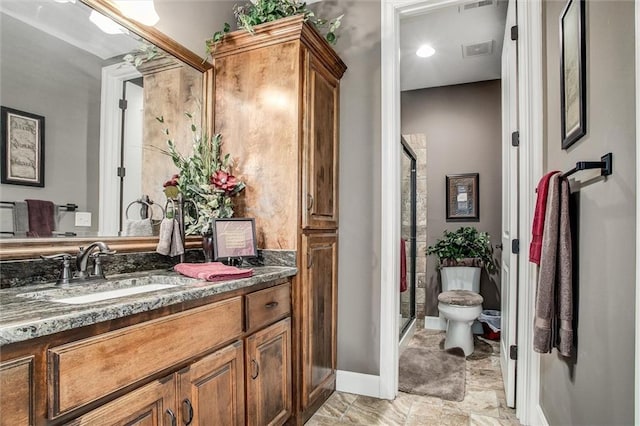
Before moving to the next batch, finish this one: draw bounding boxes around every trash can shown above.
[478,310,501,340]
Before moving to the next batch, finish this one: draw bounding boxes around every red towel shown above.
[174,262,253,282]
[529,171,560,264]
[25,199,55,237]
[400,238,407,292]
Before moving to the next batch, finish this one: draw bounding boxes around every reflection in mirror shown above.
[0,0,204,241]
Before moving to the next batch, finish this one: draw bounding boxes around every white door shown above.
[500,0,518,408]
[121,80,144,223]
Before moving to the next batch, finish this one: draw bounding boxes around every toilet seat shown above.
[438,290,483,306]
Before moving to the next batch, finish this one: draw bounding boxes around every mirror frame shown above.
[0,0,213,260]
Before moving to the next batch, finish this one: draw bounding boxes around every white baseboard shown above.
[424,315,447,330]
[535,404,550,426]
[336,370,382,398]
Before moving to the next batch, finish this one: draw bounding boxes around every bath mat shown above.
[398,346,466,401]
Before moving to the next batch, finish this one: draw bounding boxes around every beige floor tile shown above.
[457,390,500,418]
[466,368,505,391]
[469,414,520,425]
[314,391,359,418]
[440,407,471,426]
[304,414,363,425]
[342,394,412,425]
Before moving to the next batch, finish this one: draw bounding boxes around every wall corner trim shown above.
[336,370,382,398]
[536,404,550,426]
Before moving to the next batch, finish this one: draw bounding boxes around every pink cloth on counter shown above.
[174,262,253,282]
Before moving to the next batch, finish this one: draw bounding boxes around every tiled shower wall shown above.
[402,134,427,328]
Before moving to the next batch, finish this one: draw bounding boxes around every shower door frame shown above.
[400,138,417,338]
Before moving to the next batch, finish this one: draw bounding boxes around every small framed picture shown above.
[1,106,45,187]
[446,173,479,222]
[212,218,258,261]
[560,0,586,149]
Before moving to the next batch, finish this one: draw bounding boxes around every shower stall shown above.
[400,138,417,338]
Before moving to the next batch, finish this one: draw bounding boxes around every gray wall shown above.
[401,81,502,317]
[540,1,636,425]
[158,0,383,375]
[0,13,102,234]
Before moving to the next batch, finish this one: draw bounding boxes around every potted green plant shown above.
[205,0,343,56]
[426,226,497,291]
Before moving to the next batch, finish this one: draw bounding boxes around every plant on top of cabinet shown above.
[206,0,343,56]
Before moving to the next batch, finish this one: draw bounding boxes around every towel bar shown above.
[562,153,613,178]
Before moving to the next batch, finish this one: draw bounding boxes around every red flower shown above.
[163,174,180,188]
[211,170,238,193]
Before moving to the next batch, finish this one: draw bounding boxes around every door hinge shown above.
[118,99,128,110]
[117,167,126,178]
[510,25,518,41]
[510,345,518,360]
[511,131,519,147]
[511,239,520,255]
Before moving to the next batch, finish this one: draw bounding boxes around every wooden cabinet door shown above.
[245,318,292,426]
[0,356,35,426]
[302,53,340,230]
[300,233,338,411]
[64,375,176,426]
[177,341,245,426]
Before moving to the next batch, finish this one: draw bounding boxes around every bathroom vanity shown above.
[0,1,345,424]
[0,267,296,425]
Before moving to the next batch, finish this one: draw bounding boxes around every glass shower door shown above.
[400,139,416,338]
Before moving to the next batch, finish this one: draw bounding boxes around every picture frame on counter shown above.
[212,218,258,261]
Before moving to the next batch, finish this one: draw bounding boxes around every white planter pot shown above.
[440,266,481,293]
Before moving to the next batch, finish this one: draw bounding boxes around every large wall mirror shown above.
[0,0,211,259]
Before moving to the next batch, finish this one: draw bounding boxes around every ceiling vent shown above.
[459,0,495,12]
[462,40,494,58]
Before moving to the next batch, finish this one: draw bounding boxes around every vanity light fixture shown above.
[416,44,436,58]
[114,0,160,26]
[89,10,129,35]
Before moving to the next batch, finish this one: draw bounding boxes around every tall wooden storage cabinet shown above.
[212,16,346,423]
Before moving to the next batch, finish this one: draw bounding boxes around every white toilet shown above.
[438,267,484,356]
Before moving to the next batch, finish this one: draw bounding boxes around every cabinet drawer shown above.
[245,283,291,334]
[48,297,243,418]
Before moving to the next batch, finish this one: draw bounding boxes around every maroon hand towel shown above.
[529,171,560,264]
[25,199,55,237]
[174,262,253,282]
[400,238,407,292]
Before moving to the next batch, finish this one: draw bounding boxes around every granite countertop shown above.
[0,266,297,346]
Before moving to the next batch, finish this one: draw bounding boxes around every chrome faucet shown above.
[75,242,115,280]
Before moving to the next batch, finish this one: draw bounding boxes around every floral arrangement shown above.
[206,0,343,56]
[426,226,497,273]
[158,114,245,235]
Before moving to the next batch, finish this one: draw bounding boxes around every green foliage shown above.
[426,226,497,273]
[123,41,165,67]
[156,114,245,235]
[205,0,343,56]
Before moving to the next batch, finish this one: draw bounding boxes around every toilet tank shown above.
[440,266,481,293]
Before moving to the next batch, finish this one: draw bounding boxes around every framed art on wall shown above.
[560,0,586,149]
[1,106,45,187]
[446,173,479,222]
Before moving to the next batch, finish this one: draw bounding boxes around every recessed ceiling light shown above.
[416,44,436,58]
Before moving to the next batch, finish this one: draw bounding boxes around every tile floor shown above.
[306,331,521,426]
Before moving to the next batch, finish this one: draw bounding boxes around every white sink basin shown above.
[51,284,179,305]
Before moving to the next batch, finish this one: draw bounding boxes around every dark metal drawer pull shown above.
[265,301,279,309]
[182,398,194,425]
[166,408,177,426]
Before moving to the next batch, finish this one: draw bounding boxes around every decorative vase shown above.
[202,234,214,262]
